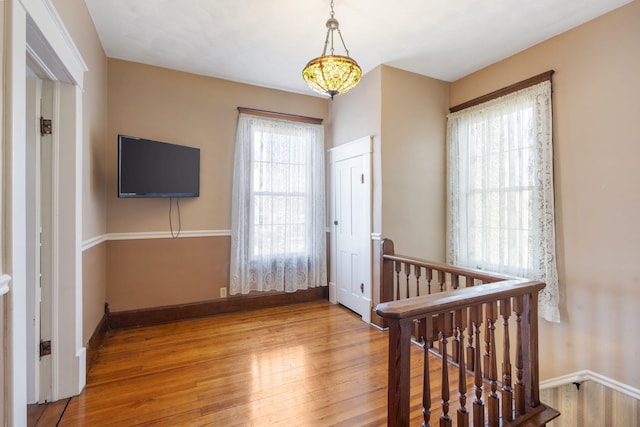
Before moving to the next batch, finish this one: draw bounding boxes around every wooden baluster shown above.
[471,304,485,427]
[452,317,460,364]
[451,274,459,290]
[467,308,475,372]
[404,262,411,299]
[438,270,446,292]
[426,315,436,349]
[422,316,434,427]
[434,313,444,355]
[484,316,490,380]
[465,275,475,288]
[501,298,514,422]
[513,295,526,416]
[415,265,421,297]
[425,268,432,294]
[456,309,469,427]
[451,274,460,363]
[394,261,402,300]
[487,301,499,427]
[439,313,453,427]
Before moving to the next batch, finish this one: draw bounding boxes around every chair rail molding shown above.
[82,230,233,251]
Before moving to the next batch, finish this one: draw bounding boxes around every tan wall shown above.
[107,59,328,233]
[52,0,108,241]
[380,66,448,261]
[106,60,328,311]
[330,66,382,149]
[329,66,448,307]
[450,1,640,388]
[82,244,106,344]
[107,237,230,312]
[51,0,108,343]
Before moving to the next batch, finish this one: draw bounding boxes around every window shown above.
[447,80,559,322]
[230,113,327,295]
[251,128,308,258]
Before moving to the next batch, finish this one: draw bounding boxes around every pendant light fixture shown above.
[302,0,362,99]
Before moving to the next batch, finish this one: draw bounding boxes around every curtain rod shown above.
[237,107,323,125]
[449,70,554,113]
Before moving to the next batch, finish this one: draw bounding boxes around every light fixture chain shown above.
[330,0,335,18]
[336,28,350,57]
[321,27,331,56]
[330,27,335,55]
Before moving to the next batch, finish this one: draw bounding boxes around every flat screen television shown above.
[118,135,200,198]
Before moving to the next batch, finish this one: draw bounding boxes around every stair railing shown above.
[376,238,559,426]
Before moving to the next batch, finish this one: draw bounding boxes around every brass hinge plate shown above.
[40,117,52,135]
[40,340,51,357]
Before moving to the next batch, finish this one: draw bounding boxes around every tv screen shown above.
[118,135,200,198]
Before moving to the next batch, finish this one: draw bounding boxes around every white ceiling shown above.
[84,0,631,97]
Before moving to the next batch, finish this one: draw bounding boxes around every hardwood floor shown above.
[56,301,455,426]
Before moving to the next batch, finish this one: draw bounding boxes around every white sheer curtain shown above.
[447,81,560,322]
[230,113,327,295]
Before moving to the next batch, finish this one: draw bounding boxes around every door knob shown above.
[334,220,338,225]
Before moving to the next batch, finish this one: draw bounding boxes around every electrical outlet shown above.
[220,287,227,298]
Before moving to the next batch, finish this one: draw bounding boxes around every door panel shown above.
[334,152,371,320]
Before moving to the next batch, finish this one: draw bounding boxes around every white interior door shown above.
[330,137,372,323]
[39,80,54,403]
[25,73,41,404]
[25,74,53,404]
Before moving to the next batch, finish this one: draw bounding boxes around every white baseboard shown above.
[328,281,337,304]
[76,346,86,392]
[540,370,640,400]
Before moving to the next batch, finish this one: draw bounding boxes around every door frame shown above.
[4,0,87,424]
[328,136,373,323]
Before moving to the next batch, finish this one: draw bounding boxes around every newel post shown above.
[380,239,395,305]
[522,291,541,408]
[386,316,413,427]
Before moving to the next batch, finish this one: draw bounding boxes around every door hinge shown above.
[40,340,52,357]
[40,117,52,136]
[361,173,364,184]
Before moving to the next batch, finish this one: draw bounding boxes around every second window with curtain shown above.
[446,80,559,322]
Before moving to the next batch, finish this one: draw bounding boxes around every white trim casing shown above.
[6,3,29,425]
[5,0,88,422]
[0,275,10,297]
[22,0,87,86]
[328,281,337,304]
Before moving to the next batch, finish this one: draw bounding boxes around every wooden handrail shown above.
[376,279,545,320]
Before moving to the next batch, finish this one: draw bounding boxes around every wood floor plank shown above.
[60,301,462,426]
